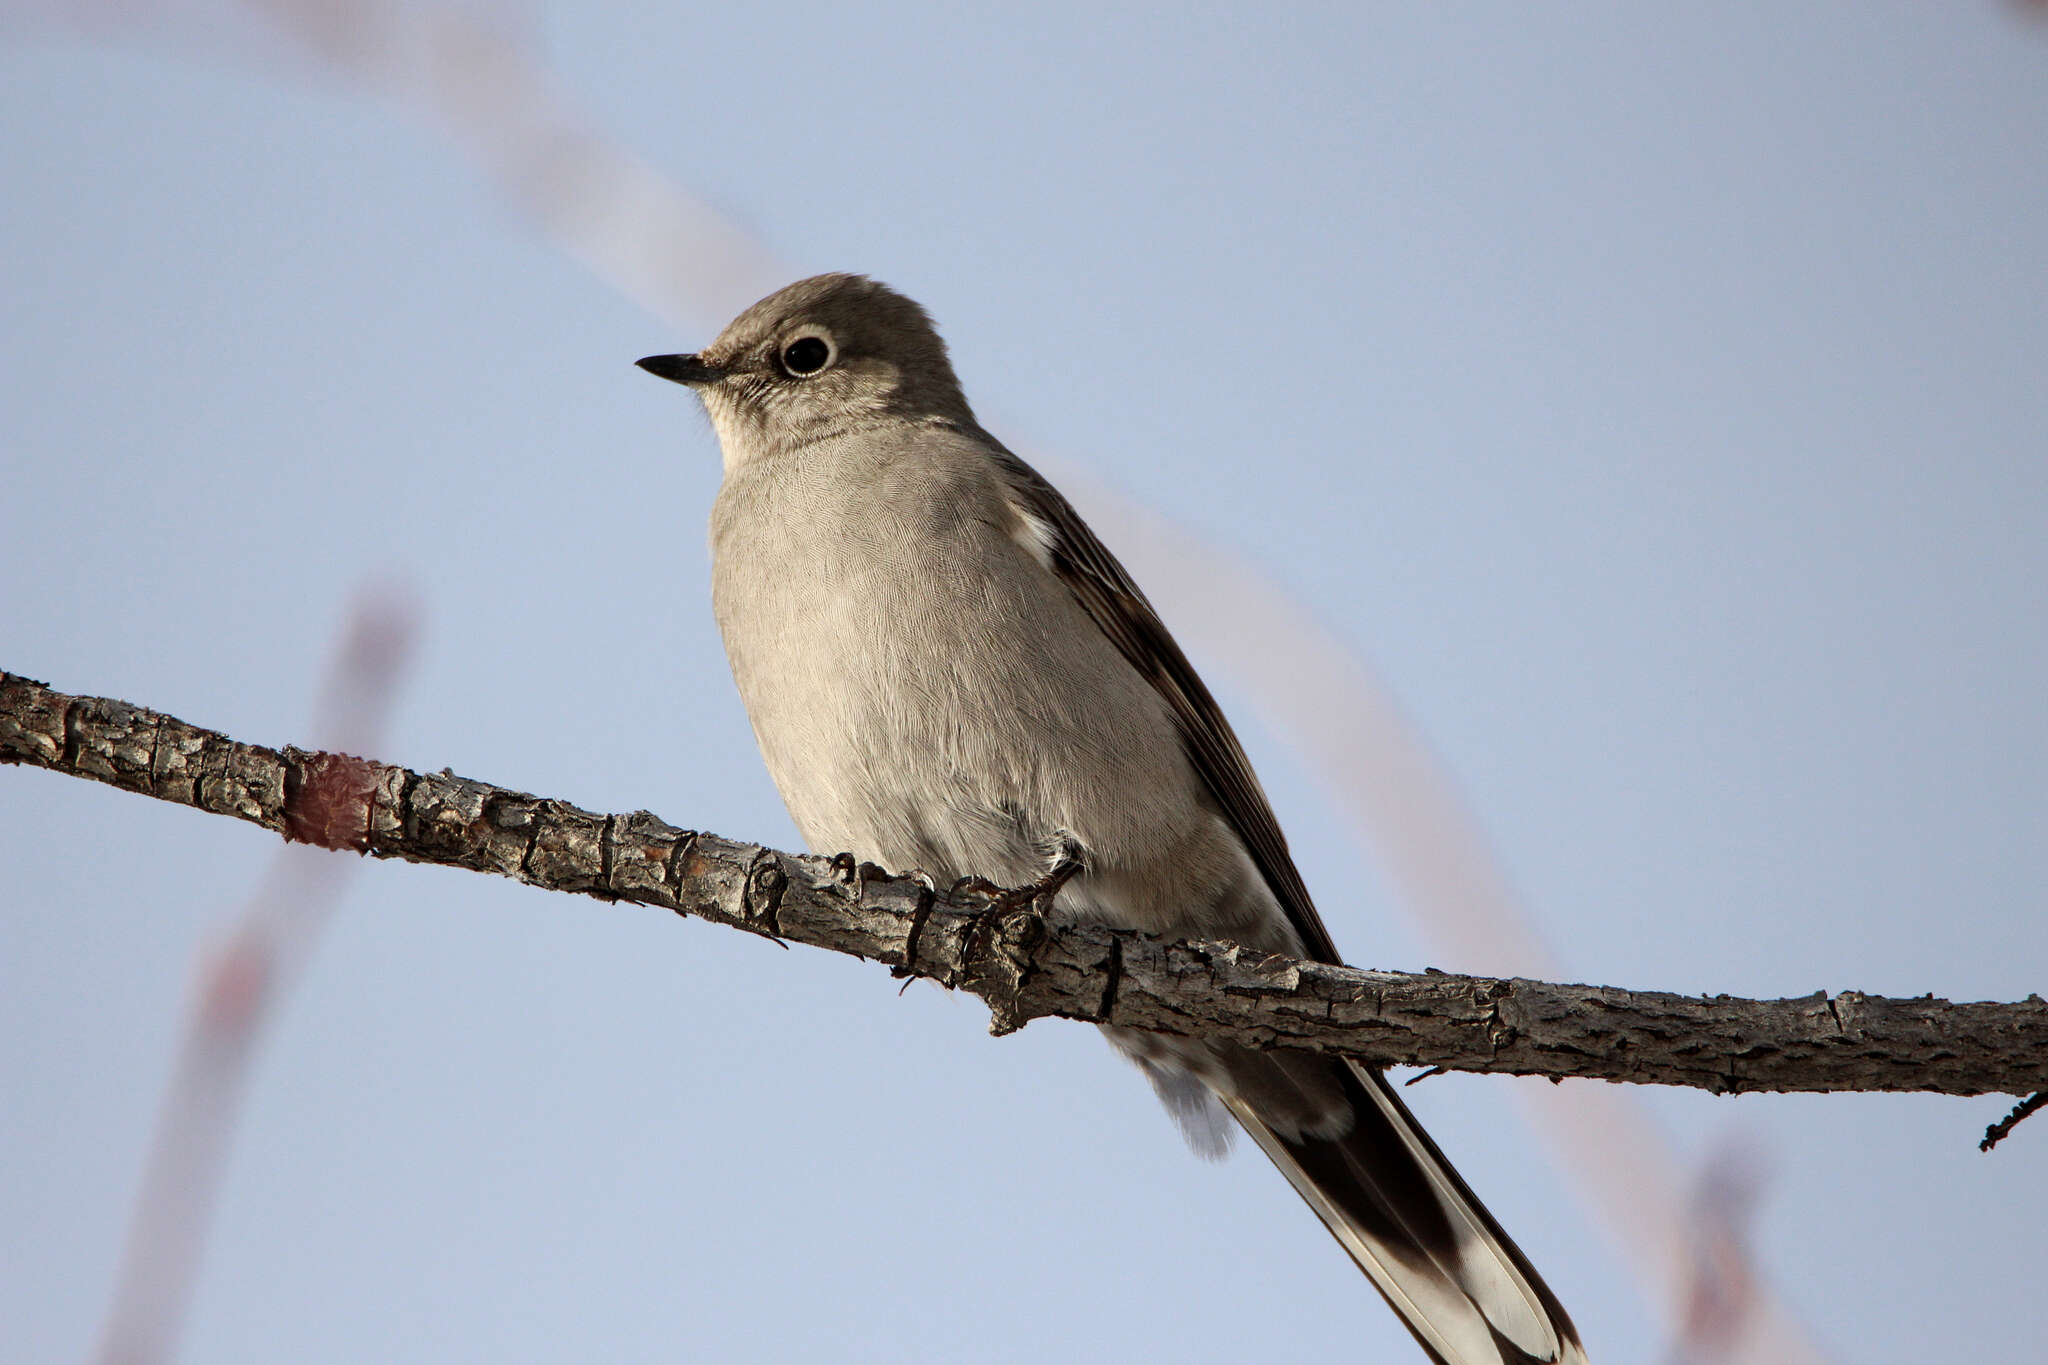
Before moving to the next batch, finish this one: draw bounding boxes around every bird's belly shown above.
[710,503,1215,921]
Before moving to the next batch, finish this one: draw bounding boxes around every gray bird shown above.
[639,274,1587,1365]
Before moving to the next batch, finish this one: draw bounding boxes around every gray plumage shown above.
[638,274,1588,1365]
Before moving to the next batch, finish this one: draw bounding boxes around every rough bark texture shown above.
[7,671,2044,1099]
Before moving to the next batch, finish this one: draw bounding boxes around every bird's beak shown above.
[635,353,725,386]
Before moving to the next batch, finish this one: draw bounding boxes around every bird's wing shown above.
[985,443,1341,964]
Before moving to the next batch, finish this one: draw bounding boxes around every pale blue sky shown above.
[4,6,2045,1363]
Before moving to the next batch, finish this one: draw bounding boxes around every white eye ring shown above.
[778,330,836,377]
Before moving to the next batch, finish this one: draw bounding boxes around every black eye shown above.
[780,335,833,376]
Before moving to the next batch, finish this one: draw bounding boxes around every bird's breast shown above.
[705,445,1200,900]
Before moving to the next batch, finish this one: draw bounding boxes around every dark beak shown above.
[635,353,725,386]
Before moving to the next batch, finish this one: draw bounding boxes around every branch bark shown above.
[6,671,2044,1100]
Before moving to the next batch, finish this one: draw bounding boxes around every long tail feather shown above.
[1224,1059,1587,1365]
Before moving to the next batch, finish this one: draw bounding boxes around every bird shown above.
[637,273,1587,1365]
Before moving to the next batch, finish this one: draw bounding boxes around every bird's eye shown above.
[780,334,834,377]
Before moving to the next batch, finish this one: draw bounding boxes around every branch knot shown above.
[961,906,1049,1038]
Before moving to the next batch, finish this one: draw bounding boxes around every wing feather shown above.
[985,443,1341,964]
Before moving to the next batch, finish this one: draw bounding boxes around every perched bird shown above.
[638,274,1587,1365]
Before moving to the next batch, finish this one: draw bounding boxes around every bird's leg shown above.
[1019,832,1086,911]
[949,833,1086,914]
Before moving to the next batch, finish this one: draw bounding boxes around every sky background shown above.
[4,4,2046,1363]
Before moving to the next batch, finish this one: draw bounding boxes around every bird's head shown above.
[638,273,973,470]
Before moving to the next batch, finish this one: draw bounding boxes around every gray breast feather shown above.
[708,427,1259,942]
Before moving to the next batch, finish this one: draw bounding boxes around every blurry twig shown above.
[1666,1137,1769,1365]
[238,0,791,327]
[90,587,416,1365]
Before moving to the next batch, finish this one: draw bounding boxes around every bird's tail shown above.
[1222,1058,1587,1365]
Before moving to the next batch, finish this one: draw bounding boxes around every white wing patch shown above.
[1006,495,1061,571]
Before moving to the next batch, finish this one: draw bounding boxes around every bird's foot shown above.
[952,834,1085,916]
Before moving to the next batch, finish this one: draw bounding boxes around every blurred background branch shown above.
[80,591,416,1365]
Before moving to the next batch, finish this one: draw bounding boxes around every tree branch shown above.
[6,671,2043,1100]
